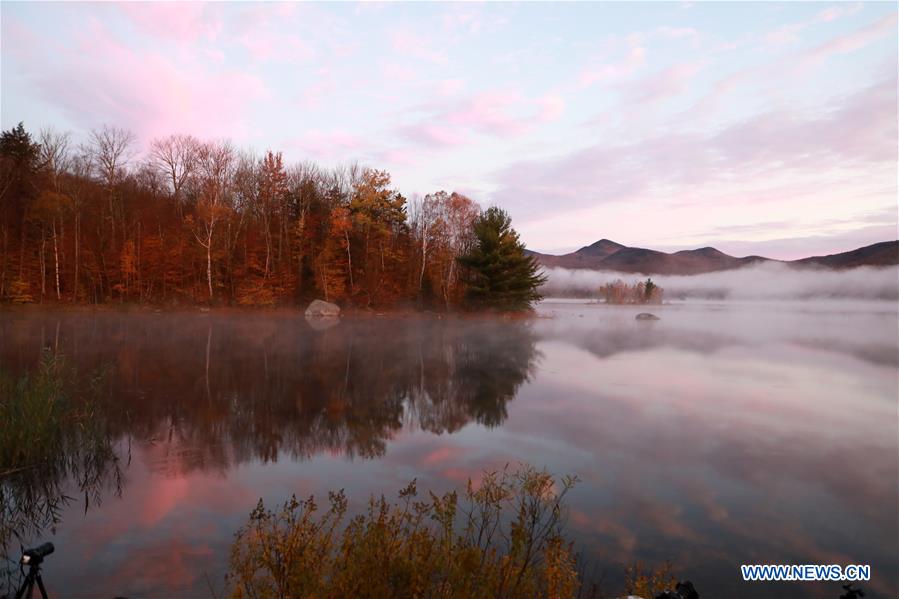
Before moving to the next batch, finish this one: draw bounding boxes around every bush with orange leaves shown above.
[227,465,581,598]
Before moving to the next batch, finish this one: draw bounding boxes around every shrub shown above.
[227,465,580,598]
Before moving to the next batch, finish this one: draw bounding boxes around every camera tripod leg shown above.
[14,573,33,599]
[34,573,48,599]
[14,569,48,599]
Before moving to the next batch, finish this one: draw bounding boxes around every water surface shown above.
[1,301,896,597]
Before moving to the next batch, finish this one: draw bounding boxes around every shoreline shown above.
[0,302,543,321]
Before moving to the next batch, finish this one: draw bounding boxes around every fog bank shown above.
[541,262,899,301]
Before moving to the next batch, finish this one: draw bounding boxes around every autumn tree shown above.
[457,207,546,311]
[255,151,289,282]
[87,125,135,246]
[286,161,325,298]
[64,151,95,301]
[436,192,478,306]
[36,128,72,300]
[189,141,235,299]
[349,169,408,305]
[150,134,200,218]
[410,191,479,307]
[0,121,536,311]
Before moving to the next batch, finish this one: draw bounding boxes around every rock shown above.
[635,312,660,321]
[305,299,340,318]
[305,316,340,331]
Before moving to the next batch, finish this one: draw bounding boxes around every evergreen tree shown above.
[457,207,546,311]
[1,122,41,206]
[644,278,656,302]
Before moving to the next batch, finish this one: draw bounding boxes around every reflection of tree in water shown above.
[411,319,541,431]
[0,353,124,593]
[0,314,540,477]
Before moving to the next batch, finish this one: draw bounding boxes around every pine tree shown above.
[457,207,546,311]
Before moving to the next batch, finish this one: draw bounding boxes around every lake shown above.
[1,301,896,598]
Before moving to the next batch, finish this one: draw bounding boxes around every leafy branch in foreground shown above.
[0,351,123,594]
[227,465,581,598]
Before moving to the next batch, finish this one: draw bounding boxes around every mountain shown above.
[793,241,899,269]
[527,240,898,275]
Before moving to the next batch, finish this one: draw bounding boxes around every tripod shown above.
[14,562,48,599]
[13,543,53,599]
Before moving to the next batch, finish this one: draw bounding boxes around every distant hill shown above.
[527,239,899,275]
[792,241,899,269]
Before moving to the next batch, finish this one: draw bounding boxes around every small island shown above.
[598,277,663,304]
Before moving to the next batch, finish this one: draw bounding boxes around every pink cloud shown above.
[765,2,866,47]
[447,90,529,136]
[375,147,420,167]
[240,32,314,63]
[117,2,222,43]
[536,94,566,122]
[401,89,569,149]
[23,19,267,141]
[401,123,470,148]
[626,61,705,104]
[286,129,361,161]
[817,2,863,23]
[802,11,898,65]
[494,77,896,220]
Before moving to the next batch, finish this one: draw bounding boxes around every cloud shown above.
[541,263,899,301]
[492,77,896,219]
[286,129,361,161]
[536,93,566,121]
[801,11,898,66]
[399,89,565,149]
[654,26,700,41]
[764,2,864,46]
[712,77,896,165]
[117,2,222,43]
[8,18,267,142]
[239,31,315,63]
[625,61,705,104]
[579,44,647,87]
[400,123,469,148]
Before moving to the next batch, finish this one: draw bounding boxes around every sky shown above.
[1,1,896,259]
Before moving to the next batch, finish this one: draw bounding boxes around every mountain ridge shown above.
[526,240,899,275]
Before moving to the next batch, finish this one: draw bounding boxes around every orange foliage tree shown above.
[0,122,505,310]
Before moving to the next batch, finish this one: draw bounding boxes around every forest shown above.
[0,123,540,310]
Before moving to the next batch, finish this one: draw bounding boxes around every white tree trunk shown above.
[206,238,213,298]
[53,220,60,300]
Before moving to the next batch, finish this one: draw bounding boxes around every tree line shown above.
[0,123,543,310]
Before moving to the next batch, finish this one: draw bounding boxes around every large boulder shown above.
[635,312,660,321]
[305,299,341,318]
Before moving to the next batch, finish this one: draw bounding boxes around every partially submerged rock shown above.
[305,299,341,318]
[635,312,660,321]
[305,316,340,331]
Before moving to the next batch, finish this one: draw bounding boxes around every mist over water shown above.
[1,303,896,598]
[541,263,899,300]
